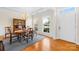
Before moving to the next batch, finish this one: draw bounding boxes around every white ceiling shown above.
[4,7,53,14]
[4,7,42,13]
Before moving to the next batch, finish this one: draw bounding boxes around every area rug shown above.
[3,34,44,51]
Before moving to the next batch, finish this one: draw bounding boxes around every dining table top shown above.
[14,30,24,33]
[14,29,27,34]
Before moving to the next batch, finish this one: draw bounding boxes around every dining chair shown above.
[22,27,29,43]
[28,28,34,40]
[5,27,18,44]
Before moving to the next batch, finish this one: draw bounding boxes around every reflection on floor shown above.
[23,37,79,51]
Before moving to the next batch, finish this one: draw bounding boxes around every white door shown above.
[57,8,76,43]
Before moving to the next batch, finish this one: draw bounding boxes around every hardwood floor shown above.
[23,37,79,51]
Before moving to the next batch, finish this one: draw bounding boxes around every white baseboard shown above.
[76,42,79,45]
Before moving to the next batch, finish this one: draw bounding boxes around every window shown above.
[43,16,50,33]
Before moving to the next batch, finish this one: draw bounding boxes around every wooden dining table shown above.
[14,30,24,34]
[14,28,34,42]
[14,30,26,42]
[9,28,34,44]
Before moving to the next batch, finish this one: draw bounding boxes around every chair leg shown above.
[17,35,21,42]
[31,35,33,40]
[10,39,12,44]
[10,35,12,44]
[27,39,28,43]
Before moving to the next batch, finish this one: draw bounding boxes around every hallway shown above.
[23,36,79,51]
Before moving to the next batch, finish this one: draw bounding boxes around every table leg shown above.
[17,34,21,42]
[10,33,12,44]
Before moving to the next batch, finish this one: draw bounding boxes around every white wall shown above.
[56,7,76,43]
[26,14,33,28]
[32,15,43,32]
[0,8,25,35]
[76,8,79,44]
[50,8,56,38]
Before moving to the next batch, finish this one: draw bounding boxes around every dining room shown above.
[0,7,79,51]
[0,7,47,51]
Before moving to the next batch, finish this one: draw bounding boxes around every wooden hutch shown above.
[13,18,26,32]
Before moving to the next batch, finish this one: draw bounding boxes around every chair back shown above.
[5,27,12,38]
[5,27,11,34]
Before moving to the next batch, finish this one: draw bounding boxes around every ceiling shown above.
[4,7,53,14]
[4,7,42,13]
